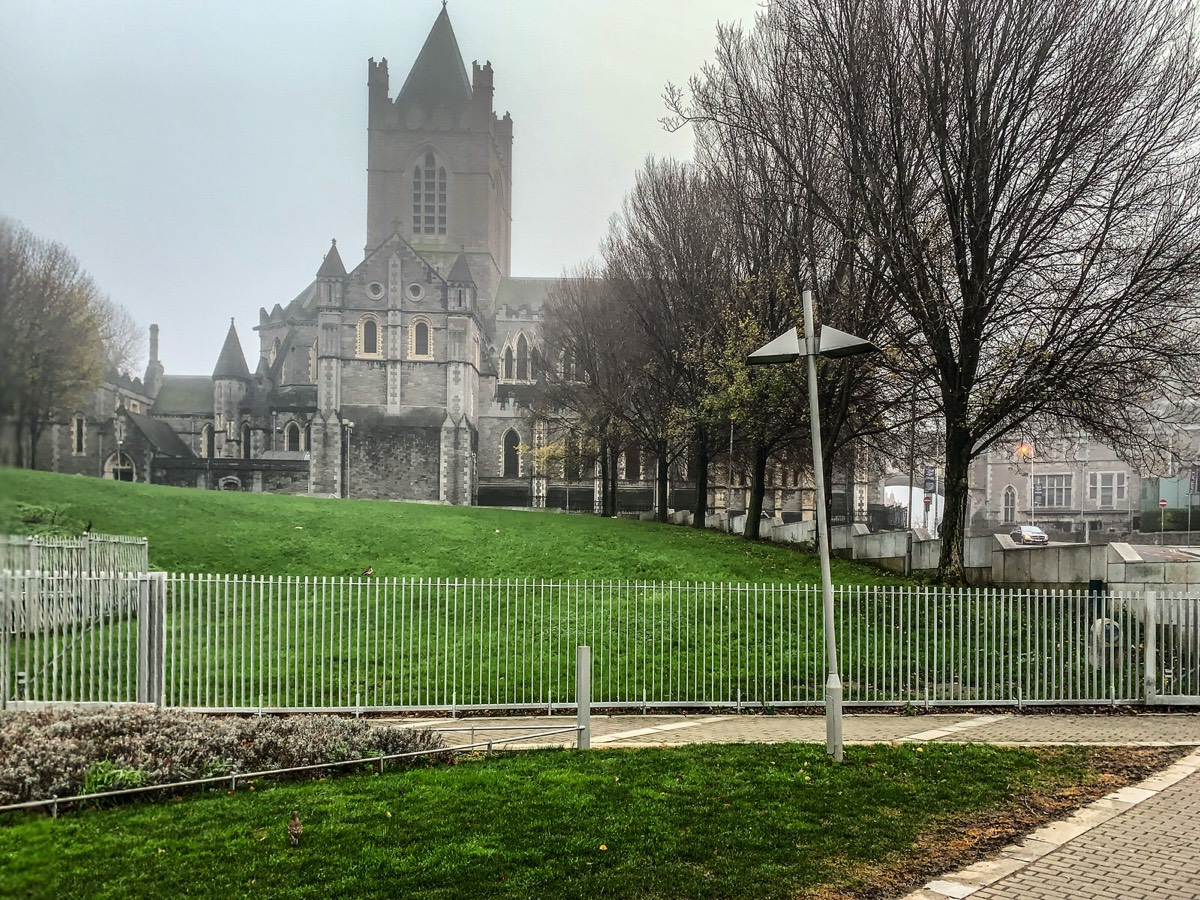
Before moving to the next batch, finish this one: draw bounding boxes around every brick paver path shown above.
[964,769,1200,900]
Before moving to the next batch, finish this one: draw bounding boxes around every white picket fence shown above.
[4,573,1198,711]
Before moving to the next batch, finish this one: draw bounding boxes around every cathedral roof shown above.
[447,252,475,284]
[396,6,472,114]
[150,376,214,416]
[315,239,346,278]
[495,277,557,312]
[213,319,252,381]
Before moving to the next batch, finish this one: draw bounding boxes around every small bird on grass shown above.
[360,566,374,577]
[288,810,303,846]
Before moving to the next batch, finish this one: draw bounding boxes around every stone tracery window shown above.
[412,150,447,236]
[286,422,301,452]
[1003,486,1016,524]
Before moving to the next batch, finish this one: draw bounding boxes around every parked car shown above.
[1010,525,1050,545]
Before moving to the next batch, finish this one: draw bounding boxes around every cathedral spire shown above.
[395,4,471,113]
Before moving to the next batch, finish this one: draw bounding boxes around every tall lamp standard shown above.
[747,289,880,761]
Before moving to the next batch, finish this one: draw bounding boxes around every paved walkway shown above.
[383,712,1200,898]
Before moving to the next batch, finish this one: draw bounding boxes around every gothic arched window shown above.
[516,335,529,381]
[286,422,301,452]
[202,424,215,459]
[503,347,515,380]
[304,421,311,451]
[412,151,448,236]
[1003,486,1017,524]
[241,423,252,460]
[503,430,520,478]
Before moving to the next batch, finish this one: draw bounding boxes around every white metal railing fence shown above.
[7,575,1198,711]
[0,533,148,579]
[1,535,150,709]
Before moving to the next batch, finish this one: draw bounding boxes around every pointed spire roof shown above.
[396,5,472,113]
[316,239,346,278]
[447,252,475,284]
[213,319,251,381]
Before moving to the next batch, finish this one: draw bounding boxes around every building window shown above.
[310,341,318,381]
[357,316,382,357]
[1089,472,1126,507]
[71,414,85,455]
[241,423,252,459]
[304,422,311,451]
[409,317,433,359]
[1034,473,1071,508]
[503,429,521,478]
[448,328,464,360]
[624,446,641,482]
[411,151,447,236]
[202,424,215,459]
[503,347,514,380]
[1003,486,1016,524]
[269,338,280,365]
[286,422,301,452]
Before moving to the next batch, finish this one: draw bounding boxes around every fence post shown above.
[1143,591,1157,706]
[0,569,8,711]
[136,573,166,706]
[576,644,591,749]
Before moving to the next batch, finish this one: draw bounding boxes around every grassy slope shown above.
[0,467,905,583]
[0,743,1149,900]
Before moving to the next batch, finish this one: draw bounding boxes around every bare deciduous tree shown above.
[673,0,1200,580]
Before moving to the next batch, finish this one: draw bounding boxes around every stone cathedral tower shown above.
[303,5,513,502]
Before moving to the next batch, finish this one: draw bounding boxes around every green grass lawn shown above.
[0,742,1167,900]
[0,467,905,583]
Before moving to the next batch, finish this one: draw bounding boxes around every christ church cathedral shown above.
[42,5,611,509]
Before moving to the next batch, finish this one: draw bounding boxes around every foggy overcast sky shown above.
[0,0,762,376]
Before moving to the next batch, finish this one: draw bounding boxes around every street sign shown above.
[1191,466,1198,495]
[923,495,932,507]
[1159,498,1168,508]
[1033,483,1044,506]
[923,468,937,493]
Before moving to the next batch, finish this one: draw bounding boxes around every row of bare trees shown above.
[541,0,1200,582]
[0,218,141,468]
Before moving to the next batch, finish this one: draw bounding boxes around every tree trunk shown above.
[936,424,972,584]
[599,434,612,516]
[744,441,768,540]
[656,441,669,522]
[692,425,708,529]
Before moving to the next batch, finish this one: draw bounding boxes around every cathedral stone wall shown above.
[348,423,442,501]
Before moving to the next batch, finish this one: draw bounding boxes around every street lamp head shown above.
[746,325,880,366]
[1016,441,1034,460]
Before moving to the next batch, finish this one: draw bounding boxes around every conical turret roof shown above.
[447,252,475,284]
[213,319,251,381]
[316,239,346,278]
[396,5,471,113]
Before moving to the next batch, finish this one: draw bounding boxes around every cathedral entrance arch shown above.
[104,452,136,482]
